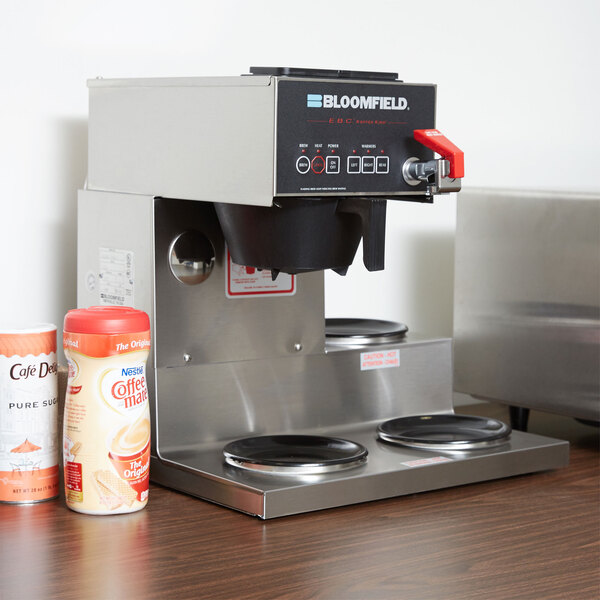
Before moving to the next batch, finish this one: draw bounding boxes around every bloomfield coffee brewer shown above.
[77,67,568,518]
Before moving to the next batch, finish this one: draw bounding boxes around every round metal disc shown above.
[223,435,368,475]
[325,318,408,346]
[377,414,511,451]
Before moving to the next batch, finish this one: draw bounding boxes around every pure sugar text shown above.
[8,397,57,410]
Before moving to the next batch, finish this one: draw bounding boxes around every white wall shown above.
[1,0,598,343]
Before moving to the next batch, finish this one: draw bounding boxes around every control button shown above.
[347,156,361,174]
[326,156,340,174]
[296,156,310,174]
[362,156,375,174]
[376,156,389,174]
[311,156,326,174]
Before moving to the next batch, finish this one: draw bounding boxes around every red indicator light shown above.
[332,149,336,153]
[302,149,306,153]
[353,149,357,154]
[380,149,385,154]
[311,156,326,174]
[367,150,371,154]
[317,149,321,153]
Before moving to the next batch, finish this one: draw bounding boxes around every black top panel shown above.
[275,79,436,196]
[249,66,399,81]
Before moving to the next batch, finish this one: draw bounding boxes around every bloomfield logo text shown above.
[307,93,408,110]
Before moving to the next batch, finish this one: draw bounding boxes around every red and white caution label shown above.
[360,349,400,371]
[226,250,296,298]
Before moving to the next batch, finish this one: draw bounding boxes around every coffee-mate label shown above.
[63,331,150,514]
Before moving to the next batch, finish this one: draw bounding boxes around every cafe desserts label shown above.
[0,326,59,503]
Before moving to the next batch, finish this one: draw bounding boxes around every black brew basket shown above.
[215,197,387,276]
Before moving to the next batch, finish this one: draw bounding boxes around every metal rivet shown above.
[183,353,192,363]
[294,343,303,352]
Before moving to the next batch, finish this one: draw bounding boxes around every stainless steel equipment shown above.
[454,188,600,426]
[77,69,568,518]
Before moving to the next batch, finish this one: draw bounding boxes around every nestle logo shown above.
[307,94,323,108]
[121,366,144,377]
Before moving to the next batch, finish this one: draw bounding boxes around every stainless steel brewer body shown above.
[78,71,568,518]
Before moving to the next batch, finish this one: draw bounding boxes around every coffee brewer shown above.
[78,68,567,518]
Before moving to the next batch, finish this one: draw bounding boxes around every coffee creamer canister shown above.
[0,325,59,503]
[63,307,151,514]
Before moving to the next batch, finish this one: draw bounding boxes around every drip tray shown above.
[155,421,568,519]
[378,414,512,451]
[223,435,368,475]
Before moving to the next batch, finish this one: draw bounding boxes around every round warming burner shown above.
[223,435,368,475]
[325,318,408,346]
[377,414,511,451]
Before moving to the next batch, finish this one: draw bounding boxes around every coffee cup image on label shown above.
[106,415,151,504]
[110,417,150,455]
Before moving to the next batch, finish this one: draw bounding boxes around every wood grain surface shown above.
[1,404,598,600]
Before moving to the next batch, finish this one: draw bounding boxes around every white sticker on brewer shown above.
[99,247,134,306]
[360,349,400,371]
[225,249,296,298]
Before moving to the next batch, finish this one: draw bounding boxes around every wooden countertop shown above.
[1,403,598,600]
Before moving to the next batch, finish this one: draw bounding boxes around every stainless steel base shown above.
[77,191,570,519]
[151,422,568,519]
[148,335,568,519]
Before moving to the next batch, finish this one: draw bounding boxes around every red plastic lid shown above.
[64,306,150,335]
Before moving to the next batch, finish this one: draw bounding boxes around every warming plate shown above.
[223,435,368,475]
[152,419,569,519]
[378,414,512,451]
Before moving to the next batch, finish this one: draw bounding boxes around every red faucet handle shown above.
[414,129,464,179]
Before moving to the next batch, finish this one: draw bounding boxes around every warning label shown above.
[226,250,296,298]
[360,349,400,371]
[99,247,134,306]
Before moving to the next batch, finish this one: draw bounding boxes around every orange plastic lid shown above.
[64,306,150,335]
[0,324,57,357]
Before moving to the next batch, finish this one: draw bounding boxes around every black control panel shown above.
[275,79,436,196]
